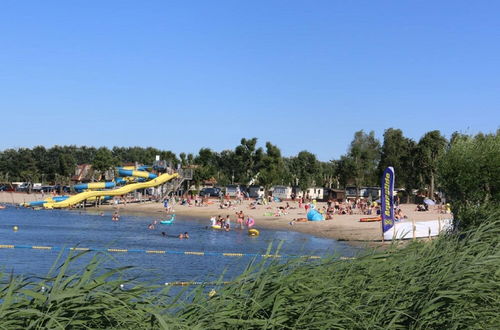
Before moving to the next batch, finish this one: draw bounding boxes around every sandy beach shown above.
[0,192,452,242]
[97,198,452,242]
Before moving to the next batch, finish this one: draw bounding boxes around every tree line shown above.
[0,129,498,201]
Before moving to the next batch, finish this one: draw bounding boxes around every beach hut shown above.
[303,187,324,200]
[272,186,293,200]
[248,185,265,198]
[225,184,241,197]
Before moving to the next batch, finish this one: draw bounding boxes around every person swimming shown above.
[112,211,120,221]
[178,232,189,239]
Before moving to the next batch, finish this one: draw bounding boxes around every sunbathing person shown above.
[395,208,407,220]
[289,218,308,225]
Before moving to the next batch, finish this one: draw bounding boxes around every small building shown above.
[248,185,265,198]
[72,164,93,182]
[302,187,324,200]
[271,185,293,200]
[225,184,241,197]
[345,186,381,201]
[324,188,346,202]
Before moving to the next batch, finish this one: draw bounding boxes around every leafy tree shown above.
[416,130,447,198]
[217,150,238,186]
[257,142,286,193]
[58,153,76,178]
[92,147,117,179]
[438,131,500,205]
[339,130,381,194]
[318,161,339,189]
[179,153,187,167]
[289,151,320,192]
[378,128,418,200]
[193,148,218,186]
[234,138,263,184]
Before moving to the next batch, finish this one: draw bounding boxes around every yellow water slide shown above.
[43,172,179,209]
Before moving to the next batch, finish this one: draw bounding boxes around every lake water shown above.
[0,205,359,285]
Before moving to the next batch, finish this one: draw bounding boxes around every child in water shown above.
[210,216,217,226]
[246,217,255,228]
[112,211,120,221]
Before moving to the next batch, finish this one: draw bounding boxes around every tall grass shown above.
[1,210,499,329]
[179,212,499,329]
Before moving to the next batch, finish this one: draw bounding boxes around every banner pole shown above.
[412,218,416,241]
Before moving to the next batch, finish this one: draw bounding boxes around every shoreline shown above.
[0,192,452,244]
[88,199,452,244]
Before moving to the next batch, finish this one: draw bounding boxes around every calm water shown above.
[0,205,358,285]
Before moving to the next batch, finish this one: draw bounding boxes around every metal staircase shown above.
[158,168,193,201]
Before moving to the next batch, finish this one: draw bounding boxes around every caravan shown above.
[248,185,265,198]
[225,185,241,197]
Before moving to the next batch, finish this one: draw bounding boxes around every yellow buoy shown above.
[13,225,19,232]
[248,229,259,236]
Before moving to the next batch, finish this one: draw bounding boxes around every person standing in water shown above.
[236,210,244,229]
[210,215,217,226]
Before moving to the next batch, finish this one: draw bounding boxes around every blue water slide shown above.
[74,182,116,192]
[26,195,113,207]
[114,177,127,185]
[118,168,157,180]
[26,196,70,207]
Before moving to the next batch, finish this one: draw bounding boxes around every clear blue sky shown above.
[1,1,498,161]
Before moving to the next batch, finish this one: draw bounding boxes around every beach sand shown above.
[0,192,452,242]
[96,199,452,242]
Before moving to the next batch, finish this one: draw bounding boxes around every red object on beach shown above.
[359,216,381,222]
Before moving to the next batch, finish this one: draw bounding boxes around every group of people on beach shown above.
[209,211,255,231]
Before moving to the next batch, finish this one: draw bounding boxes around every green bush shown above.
[438,132,500,204]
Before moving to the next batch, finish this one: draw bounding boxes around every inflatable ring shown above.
[211,225,223,230]
[246,217,255,228]
[359,216,381,222]
[248,229,259,236]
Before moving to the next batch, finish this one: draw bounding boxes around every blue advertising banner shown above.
[381,167,395,233]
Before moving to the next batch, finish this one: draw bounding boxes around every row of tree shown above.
[1,129,496,199]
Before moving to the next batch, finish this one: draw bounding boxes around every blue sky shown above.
[1,1,498,160]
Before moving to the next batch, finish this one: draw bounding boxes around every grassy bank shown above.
[1,210,499,329]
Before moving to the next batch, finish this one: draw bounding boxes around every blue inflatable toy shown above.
[307,209,324,221]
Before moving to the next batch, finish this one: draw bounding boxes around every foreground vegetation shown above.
[1,206,498,329]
